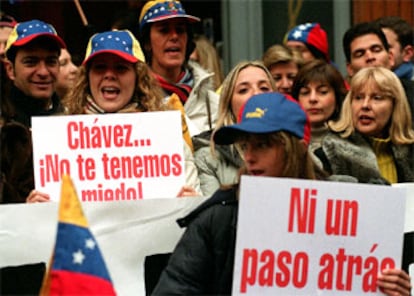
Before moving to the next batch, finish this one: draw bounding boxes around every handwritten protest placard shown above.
[233,176,406,295]
[31,111,185,201]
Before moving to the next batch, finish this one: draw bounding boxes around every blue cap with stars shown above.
[82,30,145,65]
[5,19,66,56]
[139,0,200,31]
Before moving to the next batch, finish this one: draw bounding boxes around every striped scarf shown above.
[154,68,194,104]
[84,95,139,114]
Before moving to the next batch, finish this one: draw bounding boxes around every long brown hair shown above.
[237,131,319,180]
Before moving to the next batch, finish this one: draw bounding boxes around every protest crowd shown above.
[0,1,413,295]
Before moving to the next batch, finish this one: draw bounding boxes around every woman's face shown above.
[149,19,188,75]
[298,81,336,127]
[239,135,286,177]
[56,49,78,95]
[351,83,394,138]
[88,53,137,113]
[268,61,298,95]
[231,66,273,119]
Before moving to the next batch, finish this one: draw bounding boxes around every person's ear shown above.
[346,62,355,78]
[402,44,414,63]
[4,60,15,81]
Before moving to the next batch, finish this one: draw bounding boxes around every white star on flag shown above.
[85,238,96,250]
[292,30,302,39]
[73,249,85,265]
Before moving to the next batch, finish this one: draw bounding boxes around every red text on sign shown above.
[240,248,308,293]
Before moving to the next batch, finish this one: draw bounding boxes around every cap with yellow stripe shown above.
[83,30,145,65]
[5,19,66,59]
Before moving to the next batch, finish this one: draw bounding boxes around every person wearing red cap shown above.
[138,0,219,136]
[3,19,66,127]
[285,22,330,63]
[61,30,201,198]
[1,19,66,204]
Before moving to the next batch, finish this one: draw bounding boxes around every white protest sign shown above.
[0,197,206,295]
[233,176,406,295]
[31,111,185,201]
[393,183,414,296]
[392,183,414,232]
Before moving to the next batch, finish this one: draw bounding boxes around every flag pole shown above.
[73,0,88,26]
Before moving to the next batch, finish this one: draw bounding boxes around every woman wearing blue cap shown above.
[138,0,219,136]
[152,92,411,295]
[60,30,201,198]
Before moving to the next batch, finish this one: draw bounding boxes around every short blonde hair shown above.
[262,44,303,70]
[330,67,414,144]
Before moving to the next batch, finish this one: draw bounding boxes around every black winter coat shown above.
[152,186,239,295]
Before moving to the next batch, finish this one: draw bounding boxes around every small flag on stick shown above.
[40,175,116,295]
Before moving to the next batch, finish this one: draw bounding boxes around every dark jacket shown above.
[6,86,62,128]
[1,86,63,203]
[152,186,239,295]
[400,78,414,128]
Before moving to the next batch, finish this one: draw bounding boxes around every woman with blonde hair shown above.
[262,44,303,95]
[192,60,276,197]
[315,66,414,184]
[190,34,224,91]
[46,30,200,200]
[154,92,411,295]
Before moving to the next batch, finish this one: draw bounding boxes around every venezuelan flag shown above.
[40,175,116,295]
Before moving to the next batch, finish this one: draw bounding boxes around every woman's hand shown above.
[26,189,51,203]
[176,186,200,198]
[377,268,411,296]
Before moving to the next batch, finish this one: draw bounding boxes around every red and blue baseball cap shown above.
[5,19,66,56]
[82,30,145,65]
[285,22,329,62]
[139,0,200,31]
[213,92,311,145]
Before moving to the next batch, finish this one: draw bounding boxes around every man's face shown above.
[5,45,60,101]
[382,28,403,70]
[346,33,394,77]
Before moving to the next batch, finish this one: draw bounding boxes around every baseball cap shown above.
[285,22,329,62]
[213,92,311,145]
[82,30,145,65]
[5,19,66,57]
[139,0,200,30]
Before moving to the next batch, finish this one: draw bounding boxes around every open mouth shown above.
[101,87,120,99]
[165,47,180,53]
[249,170,264,176]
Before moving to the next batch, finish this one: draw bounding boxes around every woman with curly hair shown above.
[54,30,199,199]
